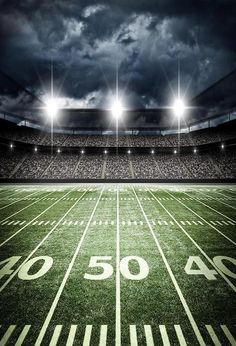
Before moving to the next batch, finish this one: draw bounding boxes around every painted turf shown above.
[0,184,235,345]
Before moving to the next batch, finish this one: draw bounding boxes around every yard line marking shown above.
[228,221,235,225]
[133,188,206,346]
[149,189,236,292]
[198,220,203,225]
[116,187,121,346]
[83,325,92,346]
[0,325,16,346]
[205,325,221,346]
[144,325,154,346]
[0,189,41,211]
[221,325,236,345]
[99,325,108,346]
[184,192,236,224]
[35,188,104,346]
[66,325,77,346]
[7,221,14,225]
[174,325,187,346]
[38,221,44,226]
[15,325,31,346]
[186,221,191,225]
[13,221,20,225]
[222,221,229,225]
[49,325,62,346]
[0,188,76,248]
[165,190,236,246]
[45,221,50,225]
[192,221,198,225]
[129,325,138,346]
[196,190,236,210]
[0,189,87,293]
[159,325,171,346]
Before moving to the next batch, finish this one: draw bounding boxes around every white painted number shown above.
[18,256,53,281]
[84,256,149,281]
[84,256,113,280]
[120,256,149,280]
[213,256,236,279]
[0,256,53,281]
[184,256,218,280]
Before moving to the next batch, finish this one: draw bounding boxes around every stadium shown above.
[0,1,236,345]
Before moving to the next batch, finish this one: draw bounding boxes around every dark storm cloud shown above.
[0,0,235,126]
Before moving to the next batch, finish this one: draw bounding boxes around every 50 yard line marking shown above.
[132,187,206,346]
[35,187,104,346]
[116,186,121,346]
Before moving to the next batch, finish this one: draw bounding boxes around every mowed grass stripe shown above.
[148,189,236,293]
[0,190,56,223]
[132,187,206,346]
[0,189,42,211]
[0,188,76,247]
[165,190,236,246]
[183,190,236,224]
[35,187,104,346]
[0,189,87,294]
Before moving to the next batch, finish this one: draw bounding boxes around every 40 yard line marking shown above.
[0,188,87,294]
[148,189,236,293]
[165,190,236,246]
[116,187,121,346]
[132,187,206,346]
[35,187,104,346]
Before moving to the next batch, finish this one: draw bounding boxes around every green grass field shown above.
[0,183,235,346]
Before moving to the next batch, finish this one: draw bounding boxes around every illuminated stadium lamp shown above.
[193,148,197,154]
[34,147,38,152]
[111,99,123,120]
[174,149,177,154]
[57,148,61,154]
[127,149,131,154]
[221,143,225,149]
[151,149,155,154]
[172,98,186,118]
[10,143,13,149]
[46,97,58,119]
[104,149,108,154]
[81,149,85,154]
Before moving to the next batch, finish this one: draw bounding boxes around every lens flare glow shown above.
[173,98,186,118]
[46,98,58,118]
[111,99,123,119]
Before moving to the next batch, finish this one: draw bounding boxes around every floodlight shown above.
[10,143,13,149]
[173,98,185,118]
[46,98,58,118]
[151,149,155,154]
[193,148,197,154]
[221,143,225,149]
[127,149,131,154]
[81,149,85,154]
[104,150,108,154]
[174,149,177,154]
[57,148,61,153]
[34,147,38,152]
[111,99,123,119]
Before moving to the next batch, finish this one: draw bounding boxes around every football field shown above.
[0,183,235,346]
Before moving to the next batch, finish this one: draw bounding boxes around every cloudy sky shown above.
[0,0,236,124]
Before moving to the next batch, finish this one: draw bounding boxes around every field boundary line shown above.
[116,186,121,346]
[0,190,56,223]
[132,187,206,346]
[196,190,236,210]
[0,188,77,248]
[35,187,104,346]
[183,191,235,223]
[0,188,87,293]
[0,189,42,211]
[148,189,236,293]
[164,190,236,246]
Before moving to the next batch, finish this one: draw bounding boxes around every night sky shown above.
[0,0,236,126]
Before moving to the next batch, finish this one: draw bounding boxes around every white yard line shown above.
[0,189,88,293]
[148,189,236,293]
[116,187,121,346]
[132,187,206,346]
[164,190,236,246]
[34,188,104,346]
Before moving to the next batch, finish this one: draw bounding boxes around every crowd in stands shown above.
[0,122,235,148]
[0,148,235,179]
